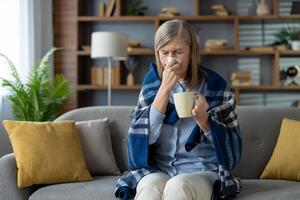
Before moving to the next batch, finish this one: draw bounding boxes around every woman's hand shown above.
[192,94,210,133]
[160,59,181,92]
[152,60,181,114]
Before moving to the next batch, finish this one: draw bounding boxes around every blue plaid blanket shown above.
[115,63,242,200]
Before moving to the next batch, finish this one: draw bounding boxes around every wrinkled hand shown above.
[161,60,181,92]
[192,94,210,133]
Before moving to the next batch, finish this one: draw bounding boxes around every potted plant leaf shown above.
[273,27,300,50]
[127,0,148,16]
[273,27,291,45]
[0,47,71,121]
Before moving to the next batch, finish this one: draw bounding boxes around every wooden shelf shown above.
[55,0,300,109]
[158,15,235,21]
[236,15,300,20]
[203,50,237,55]
[78,50,154,56]
[233,85,300,105]
[77,15,236,22]
[204,50,300,56]
[238,50,275,55]
[278,15,300,19]
[79,50,300,57]
[77,16,156,22]
[278,50,300,56]
[232,85,300,91]
[77,84,141,90]
[77,15,300,23]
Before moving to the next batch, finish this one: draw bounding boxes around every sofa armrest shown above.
[0,153,37,200]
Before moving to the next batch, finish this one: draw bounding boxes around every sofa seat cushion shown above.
[237,179,300,200]
[29,176,119,200]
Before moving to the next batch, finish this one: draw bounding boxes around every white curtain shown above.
[20,0,54,78]
[0,0,53,157]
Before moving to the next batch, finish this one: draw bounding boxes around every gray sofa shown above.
[1,106,300,200]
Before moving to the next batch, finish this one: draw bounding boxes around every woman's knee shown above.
[135,172,169,200]
[163,175,195,199]
[163,173,214,200]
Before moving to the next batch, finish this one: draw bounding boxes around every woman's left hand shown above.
[192,94,210,133]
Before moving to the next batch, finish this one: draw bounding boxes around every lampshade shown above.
[91,32,128,60]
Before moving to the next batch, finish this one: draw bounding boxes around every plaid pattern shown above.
[115,64,242,200]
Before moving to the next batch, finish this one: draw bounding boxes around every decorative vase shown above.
[126,72,134,86]
[256,0,270,16]
[291,41,300,50]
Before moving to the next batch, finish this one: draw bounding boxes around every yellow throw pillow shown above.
[260,118,300,181]
[2,120,92,188]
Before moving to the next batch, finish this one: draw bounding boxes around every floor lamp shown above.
[91,32,128,106]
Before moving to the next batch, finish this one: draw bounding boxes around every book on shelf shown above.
[127,47,154,54]
[231,80,252,86]
[103,67,118,86]
[103,67,108,85]
[81,45,91,52]
[205,39,227,46]
[98,0,106,16]
[211,3,230,16]
[114,64,120,85]
[215,10,229,16]
[115,0,121,16]
[128,40,143,47]
[159,7,180,17]
[91,65,120,86]
[230,71,252,79]
[205,39,227,51]
[205,46,228,51]
[106,0,116,17]
[91,66,104,85]
[230,71,252,86]
[211,4,225,10]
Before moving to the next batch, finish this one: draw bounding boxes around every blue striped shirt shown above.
[149,81,218,177]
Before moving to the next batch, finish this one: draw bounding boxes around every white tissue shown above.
[167,57,181,64]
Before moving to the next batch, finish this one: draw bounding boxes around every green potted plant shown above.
[273,27,291,46]
[273,27,300,50]
[0,47,71,121]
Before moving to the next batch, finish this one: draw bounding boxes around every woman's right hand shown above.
[152,60,181,114]
[160,60,181,92]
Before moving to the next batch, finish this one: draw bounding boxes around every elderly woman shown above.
[115,19,242,200]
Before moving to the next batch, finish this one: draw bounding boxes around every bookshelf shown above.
[53,0,300,109]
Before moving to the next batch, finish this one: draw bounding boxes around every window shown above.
[0,0,21,93]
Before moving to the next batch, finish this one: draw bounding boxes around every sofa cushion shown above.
[260,118,300,181]
[233,107,300,179]
[55,106,135,173]
[75,118,120,175]
[2,120,92,188]
[236,179,300,200]
[28,176,119,200]
[28,178,300,200]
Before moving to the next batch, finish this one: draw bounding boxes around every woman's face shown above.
[158,37,190,80]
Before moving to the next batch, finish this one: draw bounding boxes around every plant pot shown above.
[291,41,300,51]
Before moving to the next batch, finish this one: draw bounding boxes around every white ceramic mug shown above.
[173,92,197,118]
